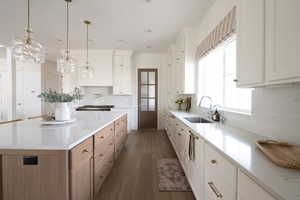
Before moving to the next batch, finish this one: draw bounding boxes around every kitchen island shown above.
[0,111,128,200]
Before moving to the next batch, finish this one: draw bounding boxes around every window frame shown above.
[197,36,252,115]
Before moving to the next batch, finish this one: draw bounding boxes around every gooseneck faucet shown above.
[198,96,213,119]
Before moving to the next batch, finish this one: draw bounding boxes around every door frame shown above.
[137,68,158,130]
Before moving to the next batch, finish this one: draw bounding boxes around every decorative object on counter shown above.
[157,158,191,191]
[212,109,220,122]
[57,0,78,75]
[79,20,95,78]
[175,98,185,111]
[12,0,45,64]
[185,96,192,112]
[256,140,300,170]
[38,88,83,121]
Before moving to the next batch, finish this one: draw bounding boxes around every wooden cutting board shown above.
[256,140,300,170]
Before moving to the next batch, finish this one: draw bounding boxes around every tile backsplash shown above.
[191,83,300,145]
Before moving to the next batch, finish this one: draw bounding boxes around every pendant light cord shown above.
[27,0,31,31]
[86,23,89,64]
[66,2,69,53]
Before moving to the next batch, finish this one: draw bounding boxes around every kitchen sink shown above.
[184,117,212,123]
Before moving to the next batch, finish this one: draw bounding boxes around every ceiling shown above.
[0,0,214,61]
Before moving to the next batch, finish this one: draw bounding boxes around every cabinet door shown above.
[71,157,94,200]
[113,55,132,95]
[188,134,205,200]
[238,170,276,200]
[237,0,265,87]
[70,138,94,200]
[266,0,300,82]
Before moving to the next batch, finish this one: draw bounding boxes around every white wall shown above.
[132,52,168,130]
[189,0,300,145]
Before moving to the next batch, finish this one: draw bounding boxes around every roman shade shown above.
[196,6,237,60]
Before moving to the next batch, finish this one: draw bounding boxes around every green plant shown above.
[175,98,184,105]
[38,88,83,103]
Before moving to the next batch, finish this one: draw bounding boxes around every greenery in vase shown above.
[38,88,83,103]
[175,98,184,105]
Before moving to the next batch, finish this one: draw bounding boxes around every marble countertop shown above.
[170,111,300,200]
[0,111,127,150]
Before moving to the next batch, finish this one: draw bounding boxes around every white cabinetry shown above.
[237,0,265,87]
[238,170,276,200]
[174,30,196,94]
[204,144,237,200]
[265,0,300,83]
[72,50,114,87]
[113,50,132,95]
[16,61,41,119]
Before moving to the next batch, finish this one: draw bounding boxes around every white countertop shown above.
[0,111,127,150]
[170,111,300,200]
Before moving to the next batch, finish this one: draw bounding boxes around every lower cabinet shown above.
[238,170,276,200]
[70,137,94,200]
[167,113,278,200]
[204,144,237,200]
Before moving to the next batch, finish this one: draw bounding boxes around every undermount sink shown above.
[184,117,212,123]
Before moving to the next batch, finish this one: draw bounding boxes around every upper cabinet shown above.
[237,0,265,87]
[113,50,133,95]
[174,29,196,94]
[72,50,114,87]
[237,0,300,87]
[265,0,300,83]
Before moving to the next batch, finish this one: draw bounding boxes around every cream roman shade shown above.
[196,6,237,60]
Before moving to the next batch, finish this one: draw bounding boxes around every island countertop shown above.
[0,111,127,150]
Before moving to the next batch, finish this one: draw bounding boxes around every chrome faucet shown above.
[198,96,213,119]
[198,96,213,109]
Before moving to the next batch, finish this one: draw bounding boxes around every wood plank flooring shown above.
[95,130,195,200]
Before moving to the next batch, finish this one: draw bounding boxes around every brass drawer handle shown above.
[99,153,104,157]
[100,136,104,139]
[82,149,89,153]
[208,182,222,198]
[211,160,217,164]
[178,133,181,136]
[110,128,113,131]
[109,143,113,146]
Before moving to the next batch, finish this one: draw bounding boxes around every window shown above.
[197,37,252,114]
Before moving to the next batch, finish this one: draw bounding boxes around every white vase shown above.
[55,102,71,121]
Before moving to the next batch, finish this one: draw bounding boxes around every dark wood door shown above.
[138,69,158,129]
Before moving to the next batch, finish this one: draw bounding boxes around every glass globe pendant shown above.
[57,0,78,74]
[80,20,95,78]
[12,0,45,64]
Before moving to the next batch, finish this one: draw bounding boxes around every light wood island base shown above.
[0,114,128,200]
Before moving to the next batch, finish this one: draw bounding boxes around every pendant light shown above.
[80,20,94,78]
[12,0,45,64]
[57,0,77,74]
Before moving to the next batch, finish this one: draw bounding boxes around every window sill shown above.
[219,107,252,116]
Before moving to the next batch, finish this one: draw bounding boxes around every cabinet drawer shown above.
[94,137,114,162]
[95,123,114,142]
[205,144,237,200]
[94,157,114,193]
[71,137,93,169]
[238,170,276,200]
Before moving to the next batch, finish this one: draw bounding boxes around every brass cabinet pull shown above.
[100,136,104,139]
[99,154,104,157]
[208,182,223,198]
[211,159,217,164]
[178,133,181,136]
[82,149,89,153]
[109,143,113,146]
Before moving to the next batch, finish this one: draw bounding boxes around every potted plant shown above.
[175,98,185,111]
[38,88,83,121]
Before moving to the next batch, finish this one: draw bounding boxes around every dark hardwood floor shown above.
[95,130,195,200]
